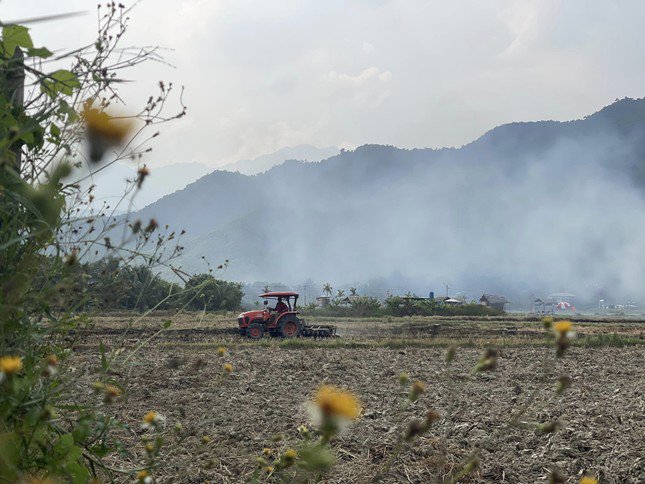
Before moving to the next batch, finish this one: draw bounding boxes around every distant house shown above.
[479,294,509,311]
[315,296,331,308]
[531,298,555,315]
[429,295,450,304]
[444,297,465,306]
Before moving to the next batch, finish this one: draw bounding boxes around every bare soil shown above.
[67,313,645,483]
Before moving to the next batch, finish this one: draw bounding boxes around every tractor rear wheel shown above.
[247,322,264,340]
[279,317,300,338]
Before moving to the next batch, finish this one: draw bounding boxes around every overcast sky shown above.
[4,0,645,167]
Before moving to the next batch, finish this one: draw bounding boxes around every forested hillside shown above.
[131,98,645,302]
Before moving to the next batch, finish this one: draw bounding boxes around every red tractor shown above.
[237,291,336,339]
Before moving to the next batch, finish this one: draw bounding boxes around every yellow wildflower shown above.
[223,363,233,374]
[141,411,165,430]
[297,425,310,438]
[409,381,426,402]
[553,321,574,357]
[103,385,121,403]
[553,320,572,335]
[43,354,59,377]
[579,477,598,484]
[217,346,227,357]
[0,355,22,374]
[314,385,362,420]
[84,107,133,143]
[136,469,152,483]
[143,411,158,424]
[284,448,298,460]
[264,466,274,473]
[83,106,134,162]
[412,381,425,394]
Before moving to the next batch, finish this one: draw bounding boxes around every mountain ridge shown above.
[131,97,645,303]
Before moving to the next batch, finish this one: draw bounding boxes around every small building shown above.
[431,295,450,304]
[444,297,465,306]
[479,294,509,312]
[315,296,331,308]
[531,298,555,315]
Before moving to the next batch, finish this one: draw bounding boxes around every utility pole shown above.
[4,47,25,173]
[444,283,449,298]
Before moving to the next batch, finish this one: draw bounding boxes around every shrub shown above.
[383,296,501,317]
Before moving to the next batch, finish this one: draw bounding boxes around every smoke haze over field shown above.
[130,99,645,306]
[16,1,644,305]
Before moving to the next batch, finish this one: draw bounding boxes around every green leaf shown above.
[67,461,90,484]
[41,69,80,97]
[27,46,53,59]
[163,319,172,329]
[50,123,61,139]
[57,433,75,454]
[58,99,78,122]
[0,432,19,482]
[20,130,34,145]
[1,25,33,55]
[89,443,112,458]
[72,417,91,443]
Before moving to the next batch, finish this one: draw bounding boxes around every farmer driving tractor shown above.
[272,296,288,314]
[267,296,288,324]
[237,291,336,339]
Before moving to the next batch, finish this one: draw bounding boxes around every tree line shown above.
[37,257,244,313]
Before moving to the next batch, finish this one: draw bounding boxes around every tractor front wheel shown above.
[279,318,300,338]
[247,322,264,340]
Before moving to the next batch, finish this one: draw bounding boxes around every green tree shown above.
[118,265,181,312]
[182,274,243,311]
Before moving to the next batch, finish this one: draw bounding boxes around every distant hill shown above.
[220,145,339,175]
[78,161,211,211]
[129,98,645,304]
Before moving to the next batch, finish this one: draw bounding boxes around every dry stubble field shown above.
[68,313,645,483]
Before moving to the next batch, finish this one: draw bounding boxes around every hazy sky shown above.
[4,0,645,167]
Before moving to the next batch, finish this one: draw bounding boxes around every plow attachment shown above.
[300,324,338,338]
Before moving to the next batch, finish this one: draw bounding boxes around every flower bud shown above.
[408,381,425,402]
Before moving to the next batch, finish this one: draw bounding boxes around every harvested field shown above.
[68,313,645,483]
